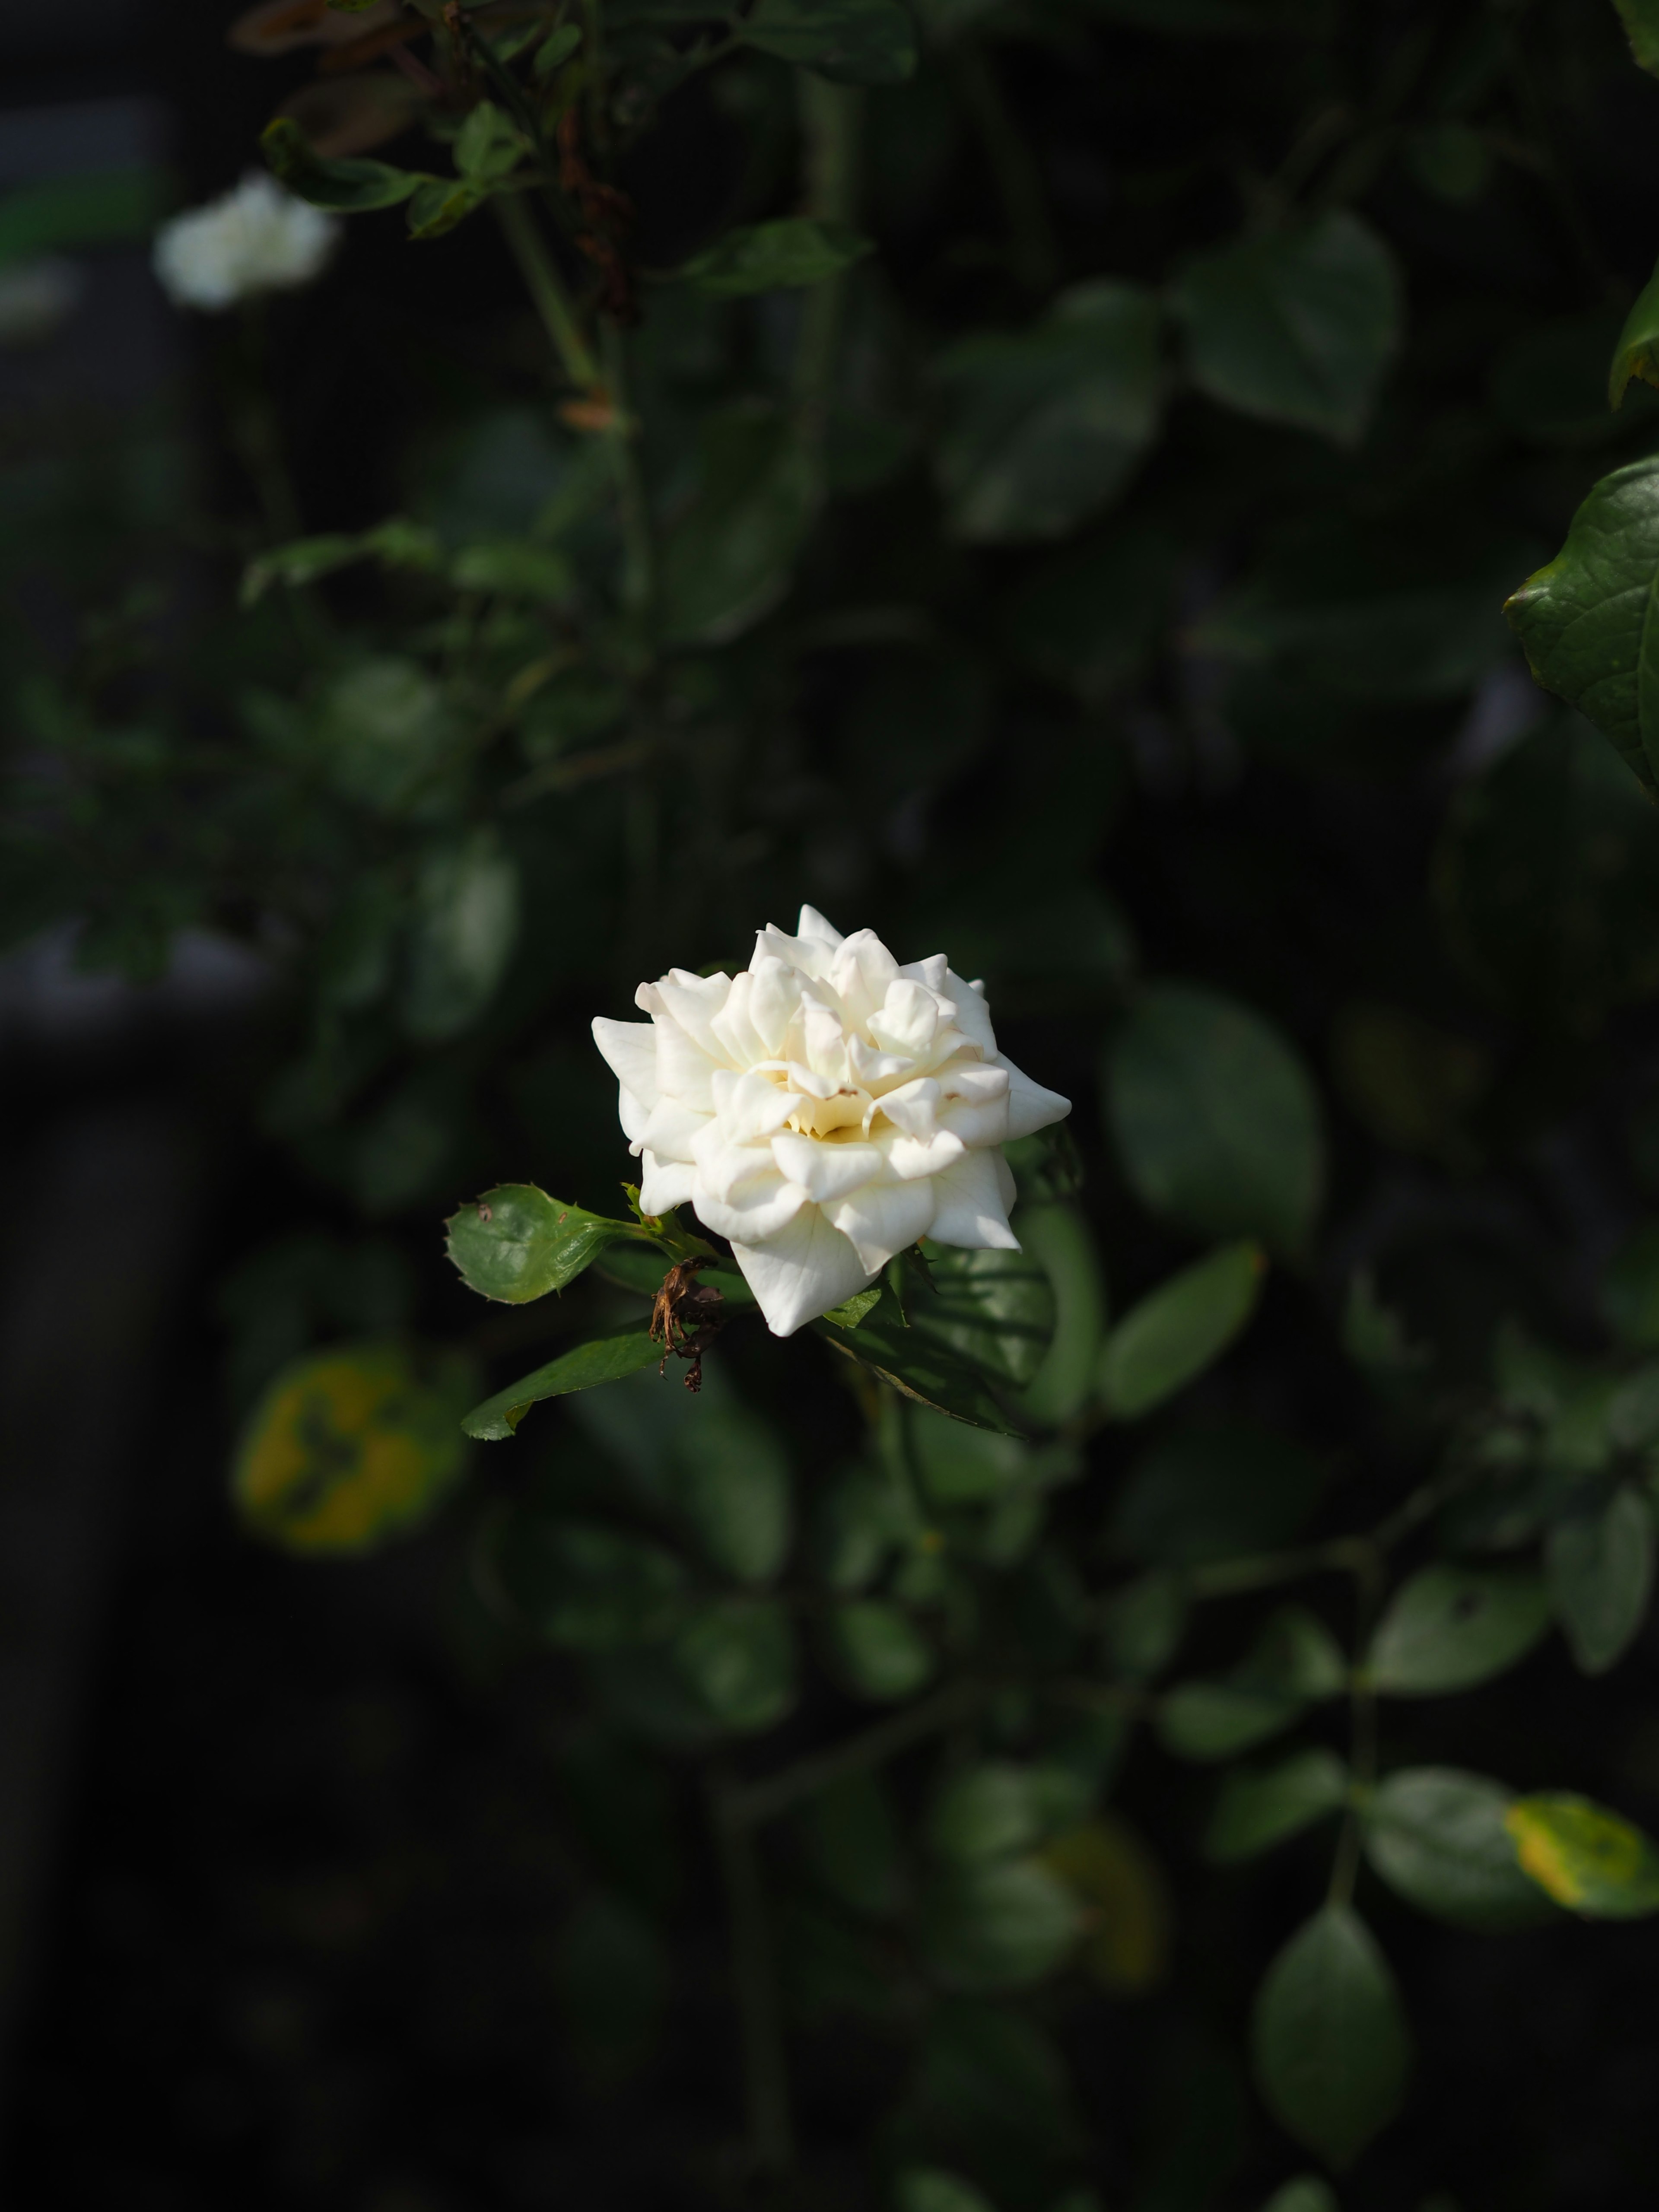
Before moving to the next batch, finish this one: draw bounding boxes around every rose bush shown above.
[592,906,1070,1334]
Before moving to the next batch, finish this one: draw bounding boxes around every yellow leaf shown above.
[1043,1814,1172,1993]
[1504,1792,1659,1919]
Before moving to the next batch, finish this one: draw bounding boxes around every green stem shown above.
[708,1768,795,2177]
[492,191,600,390]
[726,1675,989,1828]
[948,40,1060,295]
[793,74,863,461]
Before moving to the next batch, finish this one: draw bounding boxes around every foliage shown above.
[16,0,1659,2201]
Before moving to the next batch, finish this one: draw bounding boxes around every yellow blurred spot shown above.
[1043,1814,1172,1994]
[234,1341,472,1554]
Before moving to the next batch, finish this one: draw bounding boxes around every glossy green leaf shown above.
[1172,211,1401,445]
[493,1514,687,1648]
[401,826,521,1041]
[817,1286,1021,1434]
[918,1858,1081,1990]
[261,118,428,212]
[1251,1905,1412,2170]
[233,1342,474,1553]
[672,1597,798,1732]
[446,1184,645,1303]
[929,1764,1043,1865]
[894,2171,1000,2212]
[933,281,1162,544]
[1112,1421,1325,1568]
[1361,1768,1556,1931]
[1506,1792,1659,1917]
[1503,458,1659,793]
[912,1240,1058,1391]
[1367,1564,1551,1695]
[1613,0,1659,77]
[827,1599,938,1701]
[1106,985,1325,1254]
[681,217,873,294]
[1014,1206,1108,1426]
[1546,1486,1654,1675]
[1205,1748,1349,1863]
[658,404,814,646]
[1098,1240,1265,1420]
[742,0,918,83]
[461,1332,661,1440]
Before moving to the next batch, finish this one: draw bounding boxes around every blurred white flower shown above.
[152,172,337,311]
[594,906,1071,1338]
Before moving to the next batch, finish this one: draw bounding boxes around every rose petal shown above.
[1004,1060,1071,1139]
[693,1172,809,1246]
[925,1148,1020,1250]
[771,1130,884,1204]
[640,1154,697,1213]
[827,1178,936,1274]
[639,1095,709,1162]
[730,1207,874,1337]
[797,904,844,946]
[593,1017,661,1111]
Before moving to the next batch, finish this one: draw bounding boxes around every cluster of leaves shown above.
[18,0,1659,2201]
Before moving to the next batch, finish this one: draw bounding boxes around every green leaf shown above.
[912,1240,1058,1391]
[1017,1205,1109,1427]
[1205,1748,1349,1863]
[681,216,873,294]
[1098,1240,1265,1420]
[1506,1792,1659,1917]
[448,537,574,600]
[232,1342,474,1553]
[1261,2181,1340,2212]
[811,1465,913,1592]
[894,2171,1001,2212]
[1112,1421,1325,1568]
[493,1514,688,1648]
[918,1859,1081,1991]
[671,1395,793,1584]
[672,1597,798,1732]
[1366,1564,1551,1695]
[261,117,428,212]
[1610,256,1659,411]
[826,1599,938,1701]
[1106,985,1325,1254]
[909,1411,1077,1507]
[314,655,461,815]
[534,21,583,74]
[241,515,442,605]
[933,281,1163,544]
[1172,210,1401,445]
[824,1285,884,1327]
[1251,1905,1412,2170]
[929,1764,1043,1865]
[455,99,527,184]
[401,826,521,1042]
[446,1184,646,1303]
[1156,1681,1305,1762]
[461,1332,661,1440]
[658,404,815,646]
[1101,1572,1188,1682]
[817,1287,1022,1435]
[1546,1485,1654,1675]
[406,177,488,242]
[1503,457,1659,794]
[742,0,918,83]
[1613,0,1659,77]
[1361,1768,1557,1931]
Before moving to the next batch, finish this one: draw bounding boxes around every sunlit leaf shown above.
[1506,1792,1659,1917]
[447,1184,647,1303]
[462,1332,661,1440]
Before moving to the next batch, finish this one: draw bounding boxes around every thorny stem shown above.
[708,1767,795,2178]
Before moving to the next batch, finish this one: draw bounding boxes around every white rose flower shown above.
[593,906,1071,1338]
[153,173,338,312]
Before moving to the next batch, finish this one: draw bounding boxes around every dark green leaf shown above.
[1361,1768,1556,1930]
[1367,1564,1551,1695]
[658,404,814,646]
[241,516,441,605]
[671,1395,793,1583]
[1506,1792,1659,1917]
[1490,308,1657,447]
[448,537,574,599]
[1017,1205,1109,1427]
[1503,458,1659,793]
[261,117,428,212]
[928,1764,1043,1865]
[672,1597,797,1731]
[817,1286,1022,1434]
[908,1412,1077,1507]
[912,1240,1058,1391]
[454,100,526,184]
[933,281,1163,543]
[1112,1421,1325,1568]
[1251,1905,1412,2170]
[742,0,918,83]
[493,1514,687,1647]
[810,1465,914,1591]
[681,216,873,294]
[1098,1240,1266,1420]
[1106,985,1325,1254]
[314,655,461,815]
[534,21,583,73]
[406,177,487,241]
[401,826,520,1041]
[1205,1748,1349,1863]
[1172,211,1401,445]
[1100,1572,1188,1683]
[826,1599,938,1700]
[446,1184,646,1303]
[1546,1486,1654,1675]
[462,1332,661,1440]
[1156,1681,1305,1762]
[918,1859,1080,1990]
